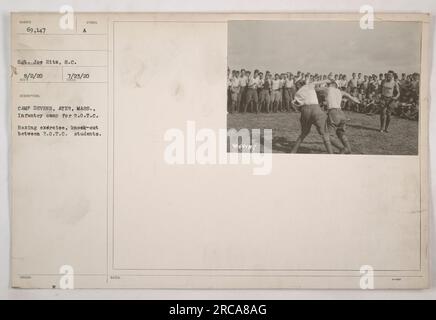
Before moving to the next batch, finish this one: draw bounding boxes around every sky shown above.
[228,21,422,76]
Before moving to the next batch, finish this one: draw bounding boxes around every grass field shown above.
[227,111,419,155]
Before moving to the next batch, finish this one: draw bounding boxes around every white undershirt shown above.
[325,87,343,109]
[294,84,319,105]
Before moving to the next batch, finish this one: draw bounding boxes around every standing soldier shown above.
[271,74,282,113]
[256,72,264,113]
[244,70,260,113]
[227,68,232,112]
[259,72,272,113]
[281,73,290,112]
[357,73,364,88]
[238,69,248,112]
[348,73,358,92]
[379,71,400,133]
[399,73,409,99]
[229,70,240,113]
[284,73,297,112]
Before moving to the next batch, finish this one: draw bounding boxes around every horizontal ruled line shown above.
[16,81,108,84]
[14,49,109,52]
[16,65,108,68]
[17,33,108,36]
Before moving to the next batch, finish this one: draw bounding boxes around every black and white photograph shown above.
[227,20,422,155]
[1,3,434,301]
